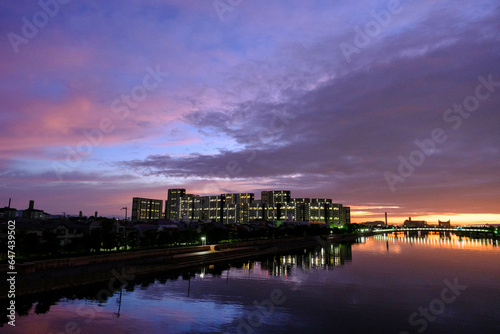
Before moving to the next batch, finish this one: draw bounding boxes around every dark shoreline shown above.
[0,233,365,299]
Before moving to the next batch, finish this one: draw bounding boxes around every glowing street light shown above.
[201,237,206,246]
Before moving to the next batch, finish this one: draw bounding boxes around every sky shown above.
[1,0,499,225]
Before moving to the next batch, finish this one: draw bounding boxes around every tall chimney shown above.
[29,200,34,210]
[385,212,388,226]
[79,211,83,218]
[95,211,98,218]
[8,198,11,208]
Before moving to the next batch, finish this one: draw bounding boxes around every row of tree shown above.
[1,221,358,261]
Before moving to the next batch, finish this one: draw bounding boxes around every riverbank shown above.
[0,233,366,298]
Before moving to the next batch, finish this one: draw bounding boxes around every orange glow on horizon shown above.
[352,213,500,226]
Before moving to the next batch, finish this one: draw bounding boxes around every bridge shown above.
[372,227,492,233]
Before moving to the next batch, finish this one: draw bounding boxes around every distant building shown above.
[221,193,255,224]
[179,194,200,221]
[222,193,254,206]
[309,199,348,227]
[21,200,49,220]
[261,190,290,205]
[438,220,451,228]
[131,197,163,221]
[0,207,16,219]
[6,217,44,236]
[248,200,266,221]
[0,198,16,219]
[201,195,221,221]
[343,206,351,225]
[47,221,86,246]
[404,217,427,228]
[261,190,290,221]
[362,221,386,228]
[309,198,330,222]
[290,198,310,222]
[158,188,350,226]
[166,188,186,219]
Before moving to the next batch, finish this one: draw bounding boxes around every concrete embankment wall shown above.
[8,245,210,274]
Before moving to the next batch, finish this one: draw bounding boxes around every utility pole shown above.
[121,207,128,221]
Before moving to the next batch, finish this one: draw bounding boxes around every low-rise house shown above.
[3,217,45,236]
[132,224,159,237]
[45,221,86,246]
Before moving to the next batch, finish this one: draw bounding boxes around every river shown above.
[2,232,499,334]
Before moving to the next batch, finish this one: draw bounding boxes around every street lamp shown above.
[201,237,206,246]
[120,207,128,221]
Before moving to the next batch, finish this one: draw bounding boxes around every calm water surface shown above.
[3,233,500,334]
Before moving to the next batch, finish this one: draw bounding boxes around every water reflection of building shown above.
[259,243,353,277]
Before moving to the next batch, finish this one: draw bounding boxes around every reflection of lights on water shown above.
[233,244,352,279]
[374,233,497,249]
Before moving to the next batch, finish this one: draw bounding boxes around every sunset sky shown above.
[1,0,499,225]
